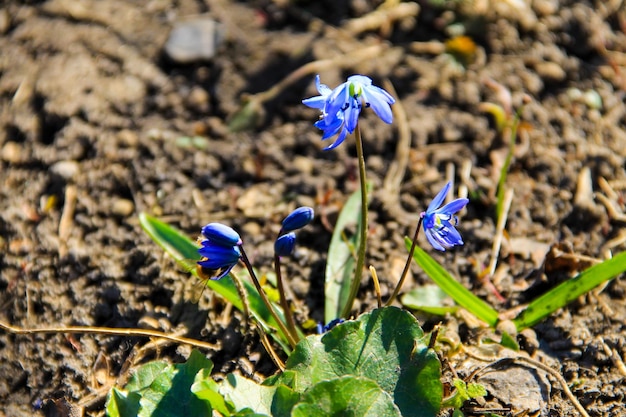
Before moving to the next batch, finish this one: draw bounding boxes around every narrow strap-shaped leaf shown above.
[405,238,499,327]
[512,251,626,331]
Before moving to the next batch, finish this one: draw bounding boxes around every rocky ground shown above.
[1,0,626,416]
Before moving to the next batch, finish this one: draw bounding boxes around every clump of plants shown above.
[103,73,626,417]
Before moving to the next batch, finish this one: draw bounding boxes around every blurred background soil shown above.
[1,0,626,416]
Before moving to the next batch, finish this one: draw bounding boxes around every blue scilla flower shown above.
[302,74,395,150]
[198,223,242,279]
[316,318,345,334]
[421,182,469,252]
[281,206,314,233]
[274,232,297,257]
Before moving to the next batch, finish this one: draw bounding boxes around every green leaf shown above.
[406,240,499,327]
[401,284,459,316]
[107,350,214,417]
[442,379,486,410]
[273,306,442,417]
[139,213,292,346]
[291,376,402,417]
[105,388,141,417]
[219,374,299,417]
[191,369,232,416]
[141,350,212,417]
[324,185,369,324]
[512,251,626,331]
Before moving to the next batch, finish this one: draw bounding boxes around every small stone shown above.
[164,17,224,64]
[1,142,22,164]
[50,160,80,180]
[534,62,566,82]
[0,9,10,35]
[111,198,135,217]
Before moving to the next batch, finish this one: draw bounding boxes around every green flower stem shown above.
[386,217,423,306]
[341,124,368,318]
[274,254,301,344]
[238,246,298,348]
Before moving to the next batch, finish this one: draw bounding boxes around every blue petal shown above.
[362,87,394,124]
[425,228,446,251]
[198,242,241,267]
[302,95,326,109]
[274,232,297,256]
[323,127,349,150]
[344,99,361,133]
[281,207,314,232]
[201,223,242,246]
[315,74,332,96]
[437,198,469,216]
[347,74,372,86]
[325,82,350,122]
[427,182,451,213]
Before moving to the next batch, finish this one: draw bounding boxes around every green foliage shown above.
[512,251,626,331]
[324,185,369,323]
[405,237,626,333]
[442,379,487,410]
[405,239,499,327]
[269,306,442,417]
[401,284,459,316]
[291,376,402,417]
[108,308,442,417]
[106,350,212,417]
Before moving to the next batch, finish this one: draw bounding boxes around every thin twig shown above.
[385,217,423,306]
[369,265,383,308]
[0,320,219,350]
[274,255,300,343]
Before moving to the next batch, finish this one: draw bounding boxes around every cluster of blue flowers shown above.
[196,75,468,310]
[197,207,314,278]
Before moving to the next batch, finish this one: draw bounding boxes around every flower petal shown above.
[437,198,469,216]
[427,182,451,213]
[362,87,394,124]
[424,228,446,251]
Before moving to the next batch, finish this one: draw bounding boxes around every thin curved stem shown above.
[274,254,300,343]
[341,124,368,318]
[386,217,423,306]
[238,245,298,348]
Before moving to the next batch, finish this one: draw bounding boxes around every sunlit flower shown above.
[302,74,395,150]
[197,223,242,279]
[274,232,297,257]
[281,206,314,233]
[421,182,469,251]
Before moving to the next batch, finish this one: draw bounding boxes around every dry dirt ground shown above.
[1,0,626,416]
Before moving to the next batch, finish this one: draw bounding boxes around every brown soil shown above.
[1,1,626,416]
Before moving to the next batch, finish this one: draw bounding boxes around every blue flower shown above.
[421,182,469,251]
[281,206,314,233]
[316,318,345,334]
[302,74,395,150]
[274,232,297,256]
[201,223,242,246]
[197,223,242,279]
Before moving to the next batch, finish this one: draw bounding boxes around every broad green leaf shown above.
[324,185,369,324]
[191,368,232,416]
[139,213,293,346]
[292,376,402,417]
[219,374,299,417]
[512,251,626,331]
[107,350,213,417]
[105,388,141,417]
[406,240,499,327]
[401,284,459,316]
[273,306,442,417]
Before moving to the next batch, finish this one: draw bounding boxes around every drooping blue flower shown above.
[274,232,297,257]
[197,223,242,279]
[281,206,314,233]
[316,318,345,334]
[421,182,469,251]
[302,74,395,150]
[201,223,242,246]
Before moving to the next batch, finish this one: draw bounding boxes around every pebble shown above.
[534,61,566,82]
[111,198,135,217]
[50,160,80,180]
[1,142,22,163]
[164,17,224,64]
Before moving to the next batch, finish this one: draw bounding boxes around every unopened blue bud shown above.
[274,232,297,256]
[281,207,314,233]
[201,223,242,246]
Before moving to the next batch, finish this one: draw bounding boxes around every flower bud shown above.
[281,207,314,233]
[274,232,297,257]
[201,223,242,246]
